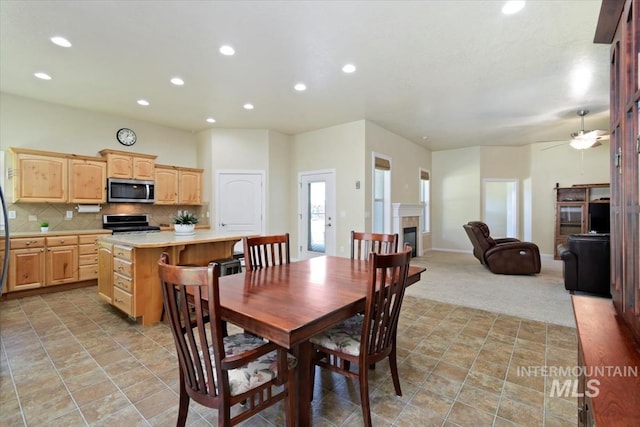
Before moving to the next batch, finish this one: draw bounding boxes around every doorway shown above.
[298,170,336,259]
[483,179,518,238]
[216,171,265,253]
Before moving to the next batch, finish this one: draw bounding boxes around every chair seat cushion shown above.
[309,315,363,356]
[203,333,297,396]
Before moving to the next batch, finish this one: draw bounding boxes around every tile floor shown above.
[0,286,578,426]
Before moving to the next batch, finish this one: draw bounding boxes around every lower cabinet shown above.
[6,232,109,295]
[45,236,78,285]
[97,241,113,303]
[111,244,134,316]
[9,238,46,291]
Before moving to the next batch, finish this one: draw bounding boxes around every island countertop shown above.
[98,229,258,248]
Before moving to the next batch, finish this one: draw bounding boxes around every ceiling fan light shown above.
[569,137,597,150]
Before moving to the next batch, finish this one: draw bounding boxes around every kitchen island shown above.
[98,230,256,325]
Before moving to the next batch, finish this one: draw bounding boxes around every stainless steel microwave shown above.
[107,178,155,203]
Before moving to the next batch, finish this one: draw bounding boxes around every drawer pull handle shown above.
[115,298,123,303]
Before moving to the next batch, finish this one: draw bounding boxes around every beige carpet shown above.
[407,251,576,328]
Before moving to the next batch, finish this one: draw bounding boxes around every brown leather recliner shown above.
[463,221,541,275]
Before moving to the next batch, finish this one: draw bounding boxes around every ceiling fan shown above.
[542,109,610,150]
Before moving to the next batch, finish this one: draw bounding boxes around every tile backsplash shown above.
[4,202,209,233]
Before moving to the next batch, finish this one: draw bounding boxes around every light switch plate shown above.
[8,210,16,219]
[28,214,37,222]
[66,210,73,219]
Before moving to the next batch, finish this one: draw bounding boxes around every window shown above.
[420,169,430,233]
[373,155,391,233]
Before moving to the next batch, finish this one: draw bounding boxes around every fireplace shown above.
[392,203,423,257]
[403,227,417,257]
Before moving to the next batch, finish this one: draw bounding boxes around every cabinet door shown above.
[9,247,46,291]
[13,153,67,202]
[69,159,107,203]
[46,245,78,285]
[154,166,179,204]
[133,157,155,180]
[106,153,133,178]
[178,169,202,205]
[97,241,113,303]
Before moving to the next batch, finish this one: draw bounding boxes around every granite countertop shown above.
[98,229,258,248]
[5,229,112,239]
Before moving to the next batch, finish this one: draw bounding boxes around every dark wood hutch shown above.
[572,1,640,426]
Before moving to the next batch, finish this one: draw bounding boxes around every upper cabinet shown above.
[99,149,156,180]
[69,158,107,203]
[178,167,203,205]
[155,164,203,205]
[11,150,67,203]
[9,148,106,204]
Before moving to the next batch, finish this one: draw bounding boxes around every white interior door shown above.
[298,170,336,259]
[216,171,264,253]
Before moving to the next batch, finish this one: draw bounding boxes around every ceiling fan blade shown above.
[541,142,568,151]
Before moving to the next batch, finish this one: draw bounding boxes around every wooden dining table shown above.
[215,255,426,426]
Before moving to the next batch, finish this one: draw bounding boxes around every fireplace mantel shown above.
[392,203,423,256]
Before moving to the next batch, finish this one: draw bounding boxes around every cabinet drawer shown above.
[112,287,133,316]
[113,245,133,260]
[46,236,78,246]
[79,243,98,255]
[79,264,98,281]
[11,238,45,249]
[113,258,132,277]
[79,253,99,266]
[113,272,133,292]
[79,235,100,245]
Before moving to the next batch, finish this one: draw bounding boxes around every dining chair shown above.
[243,233,291,271]
[309,245,412,427]
[157,252,296,427]
[350,230,399,260]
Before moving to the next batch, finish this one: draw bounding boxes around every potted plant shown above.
[172,211,198,235]
[40,221,49,232]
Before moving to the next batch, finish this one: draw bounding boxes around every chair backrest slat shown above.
[350,231,399,260]
[243,233,291,271]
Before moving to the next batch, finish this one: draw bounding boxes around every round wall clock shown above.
[116,128,137,146]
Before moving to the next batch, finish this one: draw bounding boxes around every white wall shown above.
[0,93,198,166]
[432,147,481,251]
[432,141,610,256]
[291,121,366,258]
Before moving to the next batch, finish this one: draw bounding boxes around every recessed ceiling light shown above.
[220,45,235,56]
[34,72,52,80]
[170,77,184,86]
[137,99,150,106]
[294,83,307,91]
[206,117,216,123]
[50,36,71,47]
[243,103,254,110]
[502,1,525,15]
[342,64,356,74]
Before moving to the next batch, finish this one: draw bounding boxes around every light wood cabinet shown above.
[178,168,203,205]
[97,240,113,303]
[78,234,100,281]
[154,165,179,204]
[99,149,157,180]
[553,184,610,259]
[69,158,107,203]
[45,236,78,285]
[11,150,67,203]
[9,148,106,204]
[111,244,134,316]
[8,238,46,291]
[155,164,203,205]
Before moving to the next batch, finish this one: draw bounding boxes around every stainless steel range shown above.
[103,214,161,234]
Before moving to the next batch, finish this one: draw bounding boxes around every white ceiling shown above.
[0,0,611,151]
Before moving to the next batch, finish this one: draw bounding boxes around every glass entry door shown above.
[298,171,336,259]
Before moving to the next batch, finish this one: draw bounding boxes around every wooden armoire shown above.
[571,1,640,426]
